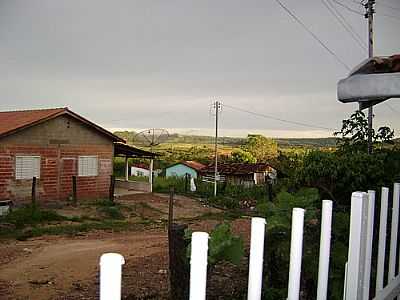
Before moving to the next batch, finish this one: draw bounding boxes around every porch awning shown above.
[113,142,158,158]
[337,55,400,109]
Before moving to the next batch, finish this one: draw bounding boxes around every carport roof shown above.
[114,142,158,158]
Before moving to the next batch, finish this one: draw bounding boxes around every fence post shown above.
[168,187,174,230]
[169,223,189,300]
[376,187,389,293]
[31,176,37,207]
[247,217,266,300]
[362,190,375,300]
[99,253,125,300]
[189,232,209,300]
[345,192,368,300]
[388,183,400,282]
[287,208,305,300]
[72,175,77,205]
[317,200,333,300]
[109,175,115,203]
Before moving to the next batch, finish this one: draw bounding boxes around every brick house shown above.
[0,108,154,204]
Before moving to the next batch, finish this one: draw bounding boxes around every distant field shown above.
[114,130,338,149]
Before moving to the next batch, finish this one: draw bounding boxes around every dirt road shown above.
[0,193,250,300]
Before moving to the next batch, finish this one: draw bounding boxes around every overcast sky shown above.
[0,0,399,137]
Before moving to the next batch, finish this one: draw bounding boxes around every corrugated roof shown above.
[182,161,206,171]
[201,163,273,175]
[0,107,124,142]
[114,142,158,158]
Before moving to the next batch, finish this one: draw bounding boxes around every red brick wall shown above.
[0,144,113,204]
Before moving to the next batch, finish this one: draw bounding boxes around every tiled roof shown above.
[0,107,124,142]
[181,161,206,171]
[201,162,273,175]
[0,108,66,137]
[352,54,400,75]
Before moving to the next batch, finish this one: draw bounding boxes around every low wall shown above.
[115,179,151,193]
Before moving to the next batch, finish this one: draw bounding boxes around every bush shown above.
[3,205,68,229]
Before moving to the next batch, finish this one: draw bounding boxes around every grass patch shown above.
[98,206,125,220]
[15,220,131,240]
[2,205,70,229]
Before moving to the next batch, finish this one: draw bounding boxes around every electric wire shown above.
[273,0,352,71]
[223,103,337,131]
[331,0,365,15]
[321,0,367,51]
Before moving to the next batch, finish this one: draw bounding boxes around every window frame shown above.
[78,155,99,177]
[15,155,41,180]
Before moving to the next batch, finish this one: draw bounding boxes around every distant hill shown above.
[113,131,337,148]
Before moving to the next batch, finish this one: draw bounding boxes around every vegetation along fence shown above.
[98,184,400,300]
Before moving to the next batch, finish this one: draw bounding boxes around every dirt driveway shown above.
[0,193,251,300]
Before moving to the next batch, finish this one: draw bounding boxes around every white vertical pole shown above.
[376,187,389,293]
[124,156,129,181]
[317,200,333,300]
[345,192,368,300]
[343,262,348,300]
[149,159,154,193]
[247,217,267,300]
[287,208,305,300]
[100,253,125,300]
[363,190,375,300]
[388,183,400,281]
[189,232,209,300]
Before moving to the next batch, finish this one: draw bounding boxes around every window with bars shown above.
[78,156,98,177]
[15,156,41,180]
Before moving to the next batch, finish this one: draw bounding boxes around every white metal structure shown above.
[99,184,400,300]
[344,184,400,300]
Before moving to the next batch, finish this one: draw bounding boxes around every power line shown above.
[328,0,367,44]
[321,0,367,51]
[273,0,352,71]
[223,103,337,131]
[331,0,365,15]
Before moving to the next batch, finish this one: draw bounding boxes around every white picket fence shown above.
[99,184,400,300]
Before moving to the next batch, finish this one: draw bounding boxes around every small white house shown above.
[130,163,150,177]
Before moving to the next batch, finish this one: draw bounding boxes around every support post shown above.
[213,100,221,197]
[365,0,375,154]
[247,217,266,300]
[168,187,174,230]
[72,175,77,205]
[287,208,305,300]
[109,175,115,203]
[31,176,37,207]
[189,232,209,300]
[149,159,154,193]
[345,192,369,300]
[124,156,129,181]
[317,200,333,300]
[169,223,190,300]
[99,253,125,300]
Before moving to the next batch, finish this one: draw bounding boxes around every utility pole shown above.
[213,101,221,197]
[365,0,375,154]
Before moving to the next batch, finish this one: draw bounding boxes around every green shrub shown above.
[4,205,68,229]
[185,222,244,267]
[98,206,125,220]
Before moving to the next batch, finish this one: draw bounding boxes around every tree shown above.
[230,149,257,163]
[241,134,278,162]
[334,110,394,152]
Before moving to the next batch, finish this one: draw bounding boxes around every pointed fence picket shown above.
[99,183,400,300]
